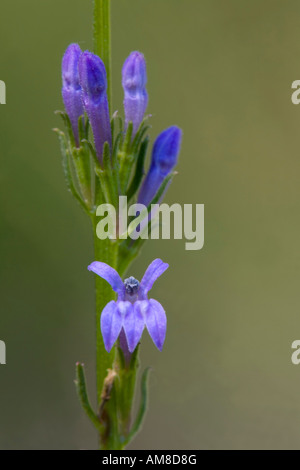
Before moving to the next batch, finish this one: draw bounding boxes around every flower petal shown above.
[100,301,123,352]
[139,259,169,297]
[88,261,124,297]
[144,299,167,351]
[123,300,146,352]
[117,300,132,318]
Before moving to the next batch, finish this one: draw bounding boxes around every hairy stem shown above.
[93,220,118,403]
[93,0,116,449]
[92,1,140,450]
[93,0,112,111]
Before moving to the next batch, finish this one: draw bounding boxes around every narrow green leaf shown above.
[111,115,115,143]
[111,132,122,195]
[75,362,103,432]
[122,121,133,153]
[118,118,150,195]
[110,111,120,143]
[130,114,151,153]
[119,151,135,194]
[125,367,151,446]
[81,138,101,171]
[103,140,112,171]
[118,116,124,135]
[53,129,71,188]
[112,131,123,168]
[54,128,89,214]
[78,114,87,142]
[101,141,118,207]
[95,167,112,205]
[72,146,92,208]
[126,137,149,201]
[55,110,75,147]
[80,138,102,211]
[85,115,90,138]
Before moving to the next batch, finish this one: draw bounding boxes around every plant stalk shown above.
[93,0,112,111]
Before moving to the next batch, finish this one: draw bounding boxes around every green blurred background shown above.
[1,0,300,450]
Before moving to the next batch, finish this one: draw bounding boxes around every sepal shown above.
[127,136,149,201]
[118,117,150,195]
[72,145,92,208]
[55,110,75,148]
[94,141,119,206]
[53,128,90,214]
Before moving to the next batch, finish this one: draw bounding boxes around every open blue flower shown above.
[88,259,168,353]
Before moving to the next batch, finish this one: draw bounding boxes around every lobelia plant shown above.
[54,0,182,450]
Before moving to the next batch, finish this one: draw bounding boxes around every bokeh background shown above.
[1,0,300,450]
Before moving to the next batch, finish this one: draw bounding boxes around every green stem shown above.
[91,0,146,450]
[93,216,120,449]
[93,217,118,404]
[93,0,117,449]
[93,0,112,111]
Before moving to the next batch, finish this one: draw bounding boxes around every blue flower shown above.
[138,126,182,206]
[78,51,111,163]
[88,259,168,353]
[122,51,148,136]
[62,44,84,146]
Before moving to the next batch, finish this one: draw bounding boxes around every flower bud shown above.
[62,44,84,146]
[122,51,148,136]
[138,126,182,206]
[78,51,111,162]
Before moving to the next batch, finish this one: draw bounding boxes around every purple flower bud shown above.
[138,126,182,206]
[62,44,84,146]
[122,51,148,136]
[78,51,111,162]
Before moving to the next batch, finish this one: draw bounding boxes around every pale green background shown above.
[1,0,300,449]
